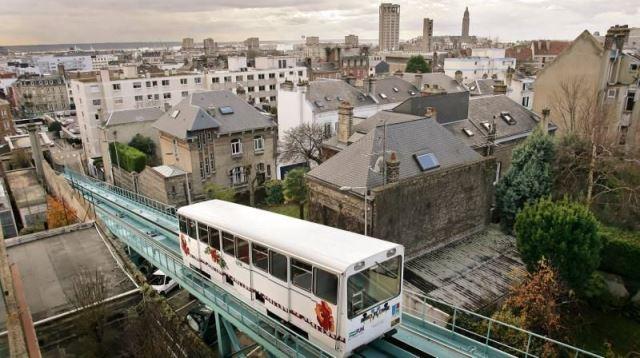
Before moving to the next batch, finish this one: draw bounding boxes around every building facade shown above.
[345,34,359,47]
[379,3,400,51]
[203,38,217,56]
[423,18,434,52]
[444,56,515,81]
[33,55,93,74]
[0,99,16,142]
[11,75,69,117]
[153,91,276,200]
[533,26,640,155]
[182,38,195,50]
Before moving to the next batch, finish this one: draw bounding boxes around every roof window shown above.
[500,111,516,125]
[170,110,180,118]
[314,100,325,108]
[219,106,234,115]
[324,96,333,101]
[392,87,399,92]
[379,93,388,99]
[462,128,474,137]
[414,153,440,171]
[481,121,491,131]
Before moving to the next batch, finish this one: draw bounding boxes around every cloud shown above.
[0,0,637,45]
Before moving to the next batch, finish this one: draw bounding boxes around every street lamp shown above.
[339,186,370,236]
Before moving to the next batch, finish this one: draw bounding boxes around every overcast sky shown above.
[0,0,638,45]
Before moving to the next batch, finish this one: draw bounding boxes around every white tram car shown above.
[177,200,404,356]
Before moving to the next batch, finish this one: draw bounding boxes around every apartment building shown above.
[153,91,276,200]
[444,56,515,81]
[379,3,400,51]
[32,55,93,74]
[530,40,571,69]
[0,99,16,142]
[11,75,69,117]
[345,34,359,47]
[533,26,640,155]
[71,66,208,158]
[91,54,118,69]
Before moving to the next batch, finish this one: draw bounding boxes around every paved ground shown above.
[0,224,137,329]
[404,226,526,310]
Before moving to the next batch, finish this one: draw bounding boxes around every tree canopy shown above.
[203,183,235,202]
[515,197,601,289]
[496,128,555,231]
[283,168,308,219]
[405,55,431,73]
[128,134,156,157]
[279,123,325,166]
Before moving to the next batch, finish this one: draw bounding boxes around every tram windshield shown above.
[347,255,402,318]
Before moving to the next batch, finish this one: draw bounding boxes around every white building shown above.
[91,54,118,69]
[444,56,515,81]
[471,48,506,59]
[276,76,419,178]
[507,75,535,110]
[33,55,93,74]
[72,61,307,160]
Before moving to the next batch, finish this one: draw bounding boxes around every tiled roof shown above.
[505,45,533,62]
[153,165,186,178]
[307,79,375,113]
[307,116,482,194]
[400,73,467,94]
[153,90,274,139]
[531,40,571,56]
[105,107,164,127]
[392,91,470,124]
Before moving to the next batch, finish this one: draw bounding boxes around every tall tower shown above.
[462,7,470,38]
[379,3,400,51]
[423,18,433,52]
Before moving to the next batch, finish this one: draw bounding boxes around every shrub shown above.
[599,227,640,281]
[496,128,555,231]
[515,197,601,289]
[264,180,284,205]
[109,142,147,173]
[203,183,235,202]
[128,134,156,157]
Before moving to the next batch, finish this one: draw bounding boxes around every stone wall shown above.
[112,166,138,192]
[372,158,495,257]
[308,157,496,257]
[42,161,94,222]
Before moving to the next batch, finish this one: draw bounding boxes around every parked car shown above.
[186,304,216,345]
[149,269,178,295]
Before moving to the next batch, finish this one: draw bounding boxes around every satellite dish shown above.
[370,156,383,174]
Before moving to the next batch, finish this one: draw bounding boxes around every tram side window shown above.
[222,232,235,256]
[235,238,250,264]
[178,215,187,233]
[198,223,208,244]
[187,219,196,238]
[209,227,221,251]
[252,244,268,272]
[314,268,338,304]
[291,259,312,292]
[270,251,288,282]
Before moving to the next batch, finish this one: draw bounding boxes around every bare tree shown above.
[279,123,325,167]
[68,269,109,355]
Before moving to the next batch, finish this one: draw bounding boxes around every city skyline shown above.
[1,0,638,46]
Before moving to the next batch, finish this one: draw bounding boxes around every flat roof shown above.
[178,200,401,272]
[4,168,46,208]
[0,223,137,329]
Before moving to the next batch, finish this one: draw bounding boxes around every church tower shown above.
[462,7,470,38]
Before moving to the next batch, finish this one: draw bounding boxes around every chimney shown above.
[541,108,551,133]
[413,73,423,89]
[26,123,44,182]
[385,151,400,184]
[506,68,514,86]
[281,80,294,91]
[421,83,446,96]
[454,70,463,84]
[337,101,354,144]
[424,106,437,121]
[604,25,630,51]
[367,77,377,96]
[493,80,507,95]
[164,102,171,112]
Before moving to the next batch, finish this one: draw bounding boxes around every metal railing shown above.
[65,168,177,218]
[94,203,332,358]
[403,290,602,358]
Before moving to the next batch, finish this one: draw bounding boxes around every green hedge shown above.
[600,227,640,281]
[109,142,147,173]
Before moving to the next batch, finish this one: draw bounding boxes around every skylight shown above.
[314,100,325,108]
[324,96,333,101]
[392,87,399,92]
[462,128,474,137]
[171,110,180,118]
[409,91,416,96]
[414,153,440,171]
[481,121,491,131]
[336,96,343,101]
[219,106,234,115]
[500,111,516,125]
[379,93,388,99]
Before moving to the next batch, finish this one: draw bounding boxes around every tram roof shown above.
[178,200,401,273]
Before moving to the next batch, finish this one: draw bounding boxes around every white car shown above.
[149,269,178,295]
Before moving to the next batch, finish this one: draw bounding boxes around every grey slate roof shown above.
[466,79,498,96]
[105,107,164,127]
[392,91,470,124]
[307,79,375,113]
[371,77,420,105]
[308,117,482,195]
[353,111,423,134]
[153,90,274,139]
[401,73,467,93]
[443,95,552,148]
